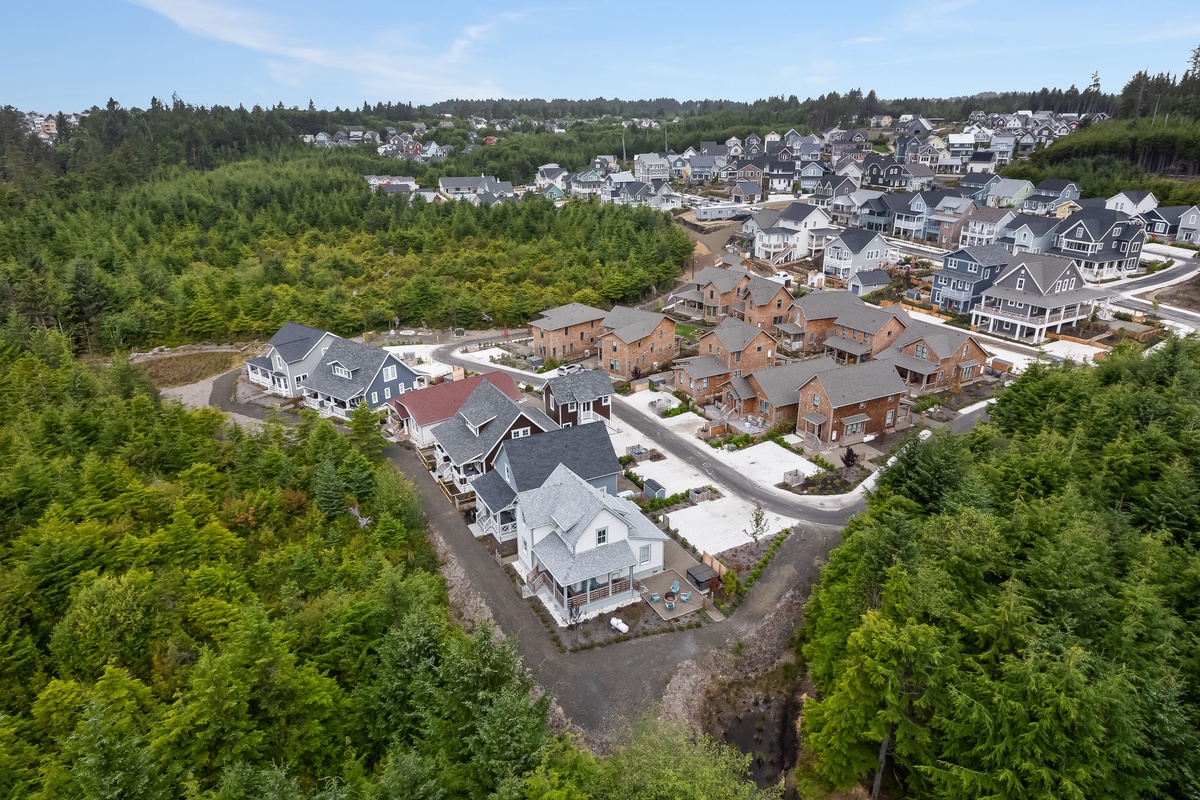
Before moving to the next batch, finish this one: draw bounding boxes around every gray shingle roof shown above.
[529,303,608,331]
[500,423,620,493]
[691,266,749,294]
[471,469,516,511]
[749,357,839,407]
[268,322,334,363]
[545,371,614,406]
[850,269,891,288]
[804,360,909,407]
[951,243,1015,267]
[521,465,668,548]
[674,355,729,380]
[301,338,398,401]
[434,381,558,465]
[602,306,669,343]
[708,317,771,352]
[833,227,888,254]
[777,202,825,223]
[888,319,976,360]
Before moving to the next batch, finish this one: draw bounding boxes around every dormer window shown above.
[332,364,351,379]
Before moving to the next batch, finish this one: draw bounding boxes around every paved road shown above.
[207,365,842,736]
[1115,260,1198,295]
[433,341,868,527]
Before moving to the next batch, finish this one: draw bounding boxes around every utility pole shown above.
[622,132,627,164]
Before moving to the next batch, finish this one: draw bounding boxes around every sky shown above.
[3,0,1200,113]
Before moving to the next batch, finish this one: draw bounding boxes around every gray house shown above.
[300,337,423,419]
[971,255,1110,343]
[1048,208,1147,281]
[1176,205,1200,243]
[848,269,892,297]
[472,423,620,542]
[930,244,1012,313]
[823,228,895,281]
[245,322,341,398]
[996,213,1062,255]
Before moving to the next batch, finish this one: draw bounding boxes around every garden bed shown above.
[777,465,870,496]
[526,596,703,653]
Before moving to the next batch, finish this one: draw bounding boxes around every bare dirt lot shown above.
[1146,276,1200,313]
[134,349,249,387]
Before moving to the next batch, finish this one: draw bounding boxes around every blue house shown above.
[301,337,423,419]
[930,244,1012,313]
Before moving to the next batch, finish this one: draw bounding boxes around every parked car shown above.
[556,363,583,376]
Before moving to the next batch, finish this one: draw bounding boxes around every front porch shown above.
[302,389,357,419]
[246,361,292,396]
[971,304,1089,344]
[527,567,639,626]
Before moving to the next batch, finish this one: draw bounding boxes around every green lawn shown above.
[675,323,702,339]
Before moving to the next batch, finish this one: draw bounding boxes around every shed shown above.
[643,478,667,499]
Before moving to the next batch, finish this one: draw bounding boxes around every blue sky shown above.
[4,0,1200,112]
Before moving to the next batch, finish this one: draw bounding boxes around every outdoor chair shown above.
[669,579,680,594]
[680,591,691,603]
[665,599,675,611]
[650,592,660,603]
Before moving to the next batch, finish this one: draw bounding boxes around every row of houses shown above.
[388,366,667,625]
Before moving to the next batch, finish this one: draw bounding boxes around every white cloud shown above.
[127,0,513,100]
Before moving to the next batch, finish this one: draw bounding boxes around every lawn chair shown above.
[669,579,680,594]
[650,592,660,603]
[680,591,691,603]
[665,599,675,611]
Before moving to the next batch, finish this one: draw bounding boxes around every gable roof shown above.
[520,464,667,549]
[777,202,827,223]
[990,178,1033,197]
[849,269,892,289]
[602,306,669,343]
[301,338,413,401]
[948,243,1013,267]
[748,357,840,407]
[388,372,520,426]
[804,360,909,407]
[529,302,608,331]
[692,265,750,294]
[544,370,614,406]
[500,423,620,493]
[887,319,976,360]
[832,227,887,254]
[674,355,730,380]
[268,322,335,363]
[434,381,558,464]
[1035,178,1077,194]
[1002,213,1061,236]
[706,317,773,352]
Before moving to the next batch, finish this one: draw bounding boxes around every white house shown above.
[822,228,895,281]
[517,464,667,625]
[1106,190,1158,216]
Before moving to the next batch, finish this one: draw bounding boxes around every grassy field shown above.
[137,350,246,388]
[675,323,703,339]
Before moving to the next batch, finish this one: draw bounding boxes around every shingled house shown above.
[472,423,620,543]
[542,370,615,427]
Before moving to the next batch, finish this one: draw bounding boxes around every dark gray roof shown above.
[301,338,401,402]
[833,227,887,254]
[471,469,516,511]
[949,243,1013,267]
[1035,178,1076,193]
[850,269,891,288]
[268,322,334,363]
[434,381,558,464]
[500,423,620,493]
[545,371,614,405]
[777,202,826,223]
[246,355,272,370]
[1002,213,1061,236]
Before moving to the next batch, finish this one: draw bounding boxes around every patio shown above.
[639,569,703,621]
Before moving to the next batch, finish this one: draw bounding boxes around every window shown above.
[332,364,351,379]
[886,409,895,426]
[962,344,969,358]
[639,544,650,564]
[1015,277,1025,290]
[371,392,378,404]
[812,393,820,407]
[611,340,617,352]
[294,373,308,386]
[962,365,975,380]
[914,344,929,359]
[567,402,577,412]
[756,345,763,352]
[1114,226,1122,236]
[384,387,391,399]
[511,427,531,438]
[859,401,866,409]
[383,366,397,382]
[596,528,608,546]
[967,263,978,273]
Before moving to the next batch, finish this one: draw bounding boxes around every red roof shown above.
[388,372,522,425]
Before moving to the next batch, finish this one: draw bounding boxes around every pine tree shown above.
[312,459,346,517]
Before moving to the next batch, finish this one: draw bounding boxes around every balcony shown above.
[975,303,1073,324]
